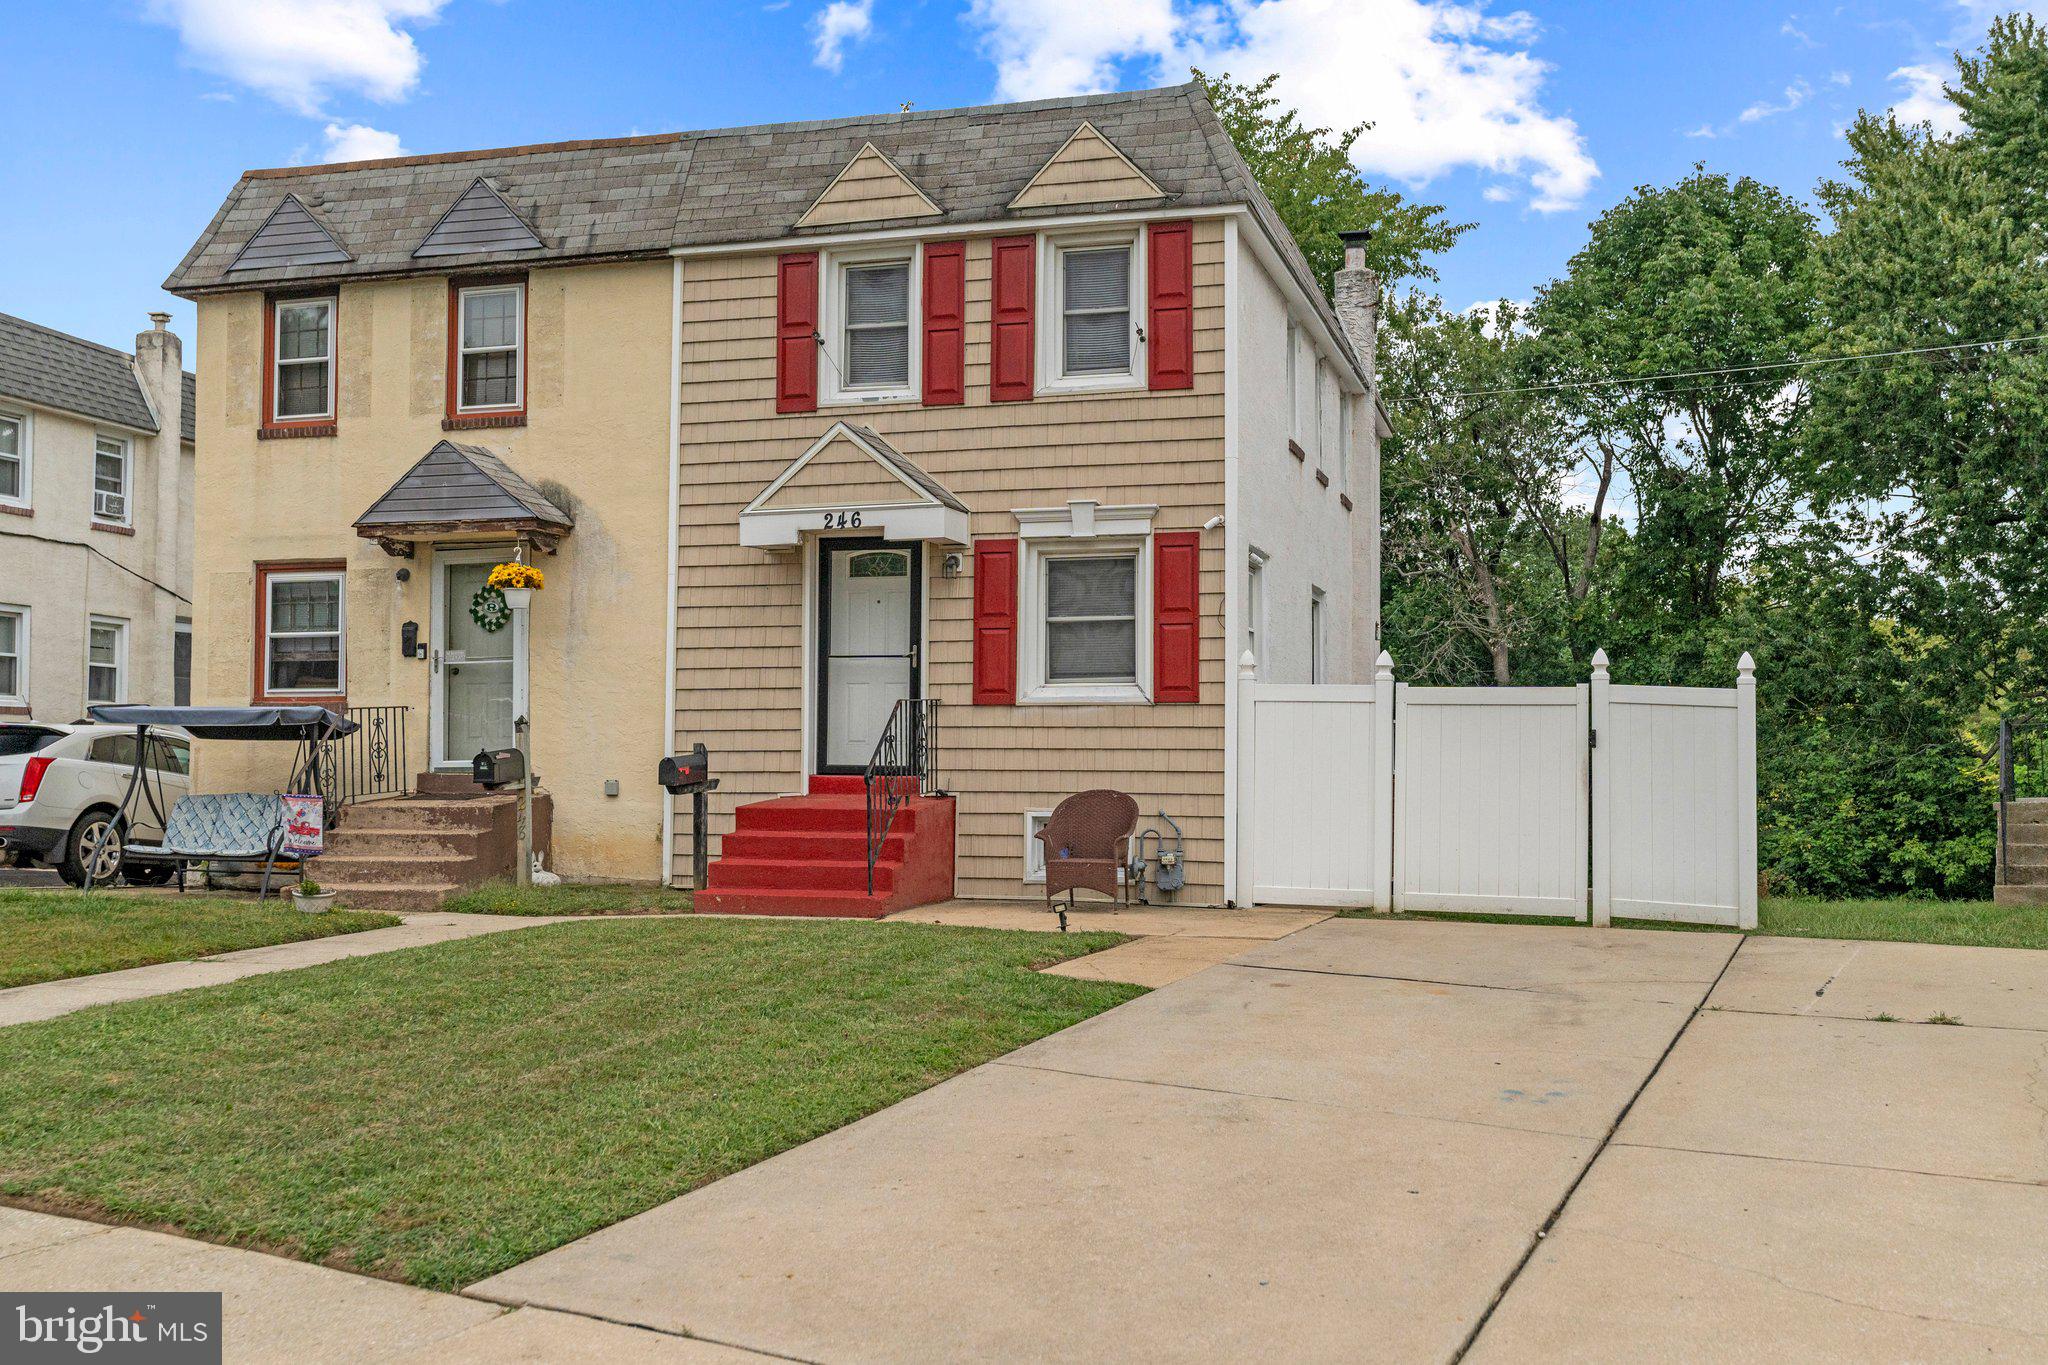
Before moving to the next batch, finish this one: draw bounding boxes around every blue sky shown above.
[0,1,2012,360]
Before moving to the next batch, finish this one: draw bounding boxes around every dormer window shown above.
[269,296,336,424]
[822,247,918,404]
[455,282,525,413]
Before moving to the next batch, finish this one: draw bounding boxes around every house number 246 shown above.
[820,510,863,529]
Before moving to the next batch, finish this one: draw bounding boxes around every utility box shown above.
[472,747,526,790]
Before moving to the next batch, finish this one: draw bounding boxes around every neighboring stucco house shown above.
[0,313,195,722]
[164,83,1385,910]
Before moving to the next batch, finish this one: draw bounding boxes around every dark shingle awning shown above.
[354,440,573,555]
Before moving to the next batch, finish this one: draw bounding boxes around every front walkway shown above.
[0,912,570,1027]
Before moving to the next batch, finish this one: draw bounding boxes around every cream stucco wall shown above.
[0,365,193,724]
[189,258,673,881]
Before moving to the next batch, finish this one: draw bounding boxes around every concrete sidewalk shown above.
[472,918,1738,1361]
[888,899,1330,986]
[0,912,570,1027]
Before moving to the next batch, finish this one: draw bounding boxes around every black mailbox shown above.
[659,743,711,794]
[473,747,526,790]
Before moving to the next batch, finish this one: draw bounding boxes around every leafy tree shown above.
[1195,71,1472,291]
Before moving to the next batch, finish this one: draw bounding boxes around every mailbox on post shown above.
[659,743,719,889]
[472,747,526,790]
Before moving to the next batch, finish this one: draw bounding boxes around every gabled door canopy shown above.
[740,422,971,549]
[354,439,574,557]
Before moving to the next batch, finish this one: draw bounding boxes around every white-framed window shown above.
[1039,230,1144,392]
[263,569,345,697]
[1285,321,1300,444]
[1246,548,1268,676]
[456,282,524,412]
[1313,359,1329,466]
[92,435,129,524]
[1338,391,1353,489]
[173,620,192,706]
[272,296,336,421]
[820,245,919,405]
[87,616,126,704]
[0,409,28,508]
[1023,810,1053,883]
[1310,587,1327,683]
[0,605,26,706]
[1014,501,1158,703]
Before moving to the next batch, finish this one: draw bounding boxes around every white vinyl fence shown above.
[1237,650,1757,928]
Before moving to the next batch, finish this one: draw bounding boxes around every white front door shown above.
[819,542,918,770]
[432,550,525,769]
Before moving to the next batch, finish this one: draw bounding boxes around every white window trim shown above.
[0,408,29,510]
[272,296,337,422]
[1284,321,1300,443]
[1310,586,1328,684]
[1313,358,1329,467]
[86,615,127,706]
[1022,810,1052,883]
[1037,228,1147,395]
[820,242,921,406]
[0,603,27,707]
[455,282,526,414]
[263,570,347,698]
[92,434,130,526]
[1013,500,1159,704]
[1337,392,1352,491]
[1246,547,1269,679]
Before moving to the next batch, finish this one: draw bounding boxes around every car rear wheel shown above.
[59,811,125,888]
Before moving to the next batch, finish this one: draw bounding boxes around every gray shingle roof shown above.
[166,82,1363,382]
[0,312,198,439]
[227,194,353,272]
[846,425,970,512]
[414,178,545,258]
[354,440,574,531]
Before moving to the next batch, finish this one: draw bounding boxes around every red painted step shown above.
[698,787,955,919]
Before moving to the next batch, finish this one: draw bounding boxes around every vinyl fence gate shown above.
[1236,650,1757,928]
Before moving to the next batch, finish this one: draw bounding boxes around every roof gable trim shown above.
[794,143,944,230]
[1009,121,1167,211]
[414,178,546,258]
[226,194,353,272]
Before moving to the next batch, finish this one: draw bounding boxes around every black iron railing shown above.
[328,705,411,825]
[864,698,940,894]
[1998,717,2045,880]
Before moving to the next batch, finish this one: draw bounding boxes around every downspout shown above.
[661,255,683,885]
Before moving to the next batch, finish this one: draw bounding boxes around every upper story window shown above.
[822,249,917,404]
[1313,359,1329,465]
[1337,392,1353,489]
[456,282,524,413]
[1040,231,1143,393]
[0,410,26,508]
[260,566,345,699]
[92,435,129,525]
[1285,321,1301,443]
[271,296,336,422]
[87,616,126,704]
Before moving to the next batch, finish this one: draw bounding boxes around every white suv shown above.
[0,724,192,886]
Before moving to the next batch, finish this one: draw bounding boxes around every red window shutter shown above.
[776,252,819,413]
[922,241,966,406]
[1153,531,1201,702]
[972,538,1019,705]
[989,235,1036,402]
[1147,221,1195,391]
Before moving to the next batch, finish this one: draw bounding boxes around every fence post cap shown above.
[1591,647,1610,675]
[1238,650,1258,676]
[1375,650,1395,681]
[1738,651,1756,679]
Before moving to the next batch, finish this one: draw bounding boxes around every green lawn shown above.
[0,917,1136,1289]
[438,881,695,915]
[0,891,398,989]
[1345,896,2039,950]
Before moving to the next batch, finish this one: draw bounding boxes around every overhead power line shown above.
[1436,330,2048,401]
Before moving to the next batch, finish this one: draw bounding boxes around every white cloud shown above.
[144,0,449,116]
[321,122,407,161]
[812,0,875,72]
[1739,77,1812,123]
[1888,63,1964,134]
[1780,17,1815,48]
[1684,123,1719,140]
[1482,185,1514,202]
[964,0,1599,212]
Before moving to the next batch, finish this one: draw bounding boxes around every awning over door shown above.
[354,440,574,556]
[740,422,971,548]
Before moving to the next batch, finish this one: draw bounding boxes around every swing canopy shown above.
[86,704,357,741]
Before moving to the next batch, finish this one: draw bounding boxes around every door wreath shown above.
[470,584,512,633]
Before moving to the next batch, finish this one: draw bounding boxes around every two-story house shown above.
[165,84,1384,910]
[0,313,195,722]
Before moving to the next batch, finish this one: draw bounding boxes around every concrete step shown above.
[2008,798,2048,824]
[324,826,487,860]
[708,856,898,894]
[1997,862,2048,886]
[1994,883,2048,907]
[415,770,512,799]
[719,828,907,864]
[341,798,513,831]
[2006,822,2048,847]
[2003,842,2048,869]
[731,795,936,836]
[316,854,482,888]
[323,882,464,912]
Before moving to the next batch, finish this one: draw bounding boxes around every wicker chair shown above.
[1036,789,1140,930]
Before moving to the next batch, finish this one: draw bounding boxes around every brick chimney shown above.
[1333,230,1380,384]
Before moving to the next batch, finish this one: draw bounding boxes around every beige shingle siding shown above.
[1009,124,1165,210]
[795,147,942,229]
[675,219,1228,901]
